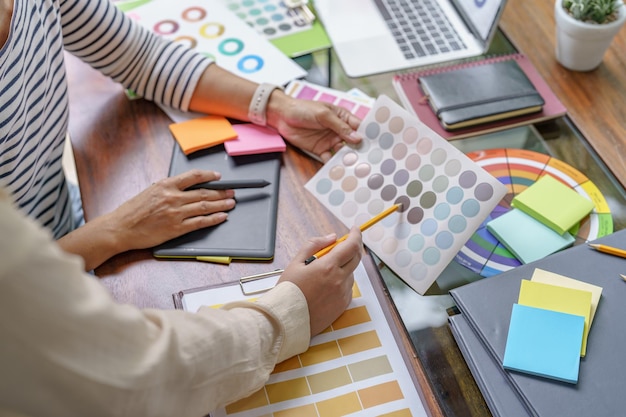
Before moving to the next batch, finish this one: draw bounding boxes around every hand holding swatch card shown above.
[305,95,507,294]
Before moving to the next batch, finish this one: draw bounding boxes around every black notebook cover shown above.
[153,143,281,260]
[449,229,626,417]
[418,59,545,130]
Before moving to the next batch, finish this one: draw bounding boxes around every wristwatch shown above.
[248,83,283,127]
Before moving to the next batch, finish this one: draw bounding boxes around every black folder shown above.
[153,143,281,261]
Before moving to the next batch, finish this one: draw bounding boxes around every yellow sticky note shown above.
[531,268,603,325]
[169,115,238,155]
[518,279,593,356]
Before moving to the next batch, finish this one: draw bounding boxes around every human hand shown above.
[278,226,363,336]
[107,169,237,251]
[267,93,363,162]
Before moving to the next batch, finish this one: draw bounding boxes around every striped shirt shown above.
[0,0,212,238]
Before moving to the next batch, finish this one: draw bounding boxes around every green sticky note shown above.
[503,304,584,384]
[511,175,594,235]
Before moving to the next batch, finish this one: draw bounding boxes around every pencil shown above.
[305,203,401,265]
[186,179,270,190]
[588,243,626,259]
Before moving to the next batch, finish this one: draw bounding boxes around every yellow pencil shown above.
[589,243,626,259]
[305,203,401,265]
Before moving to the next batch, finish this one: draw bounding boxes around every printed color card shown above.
[180,262,428,417]
[305,95,507,295]
[220,0,313,40]
[285,80,374,121]
[122,0,306,85]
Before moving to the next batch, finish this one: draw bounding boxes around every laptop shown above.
[313,0,508,77]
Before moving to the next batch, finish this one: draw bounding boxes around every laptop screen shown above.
[453,0,506,42]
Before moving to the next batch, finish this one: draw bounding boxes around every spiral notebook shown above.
[392,53,567,140]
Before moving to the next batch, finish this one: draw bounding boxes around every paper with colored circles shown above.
[121,0,307,85]
[305,95,508,295]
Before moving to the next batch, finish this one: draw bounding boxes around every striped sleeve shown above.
[60,0,213,111]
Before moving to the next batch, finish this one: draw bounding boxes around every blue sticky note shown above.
[503,303,584,384]
[487,209,575,264]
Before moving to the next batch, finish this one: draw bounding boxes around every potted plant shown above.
[554,0,626,71]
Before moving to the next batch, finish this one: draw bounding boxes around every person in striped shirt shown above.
[0,0,362,271]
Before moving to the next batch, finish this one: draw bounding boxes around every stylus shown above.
[187,179,270,190]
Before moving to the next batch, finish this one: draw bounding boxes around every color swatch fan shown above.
[305,95,507,294]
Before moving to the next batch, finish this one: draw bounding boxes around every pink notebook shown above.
[392,53,567,140]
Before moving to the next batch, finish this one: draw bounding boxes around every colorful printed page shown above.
[486,209,575,264]
[531,268,603,325]
[122,0,307,86]
[181,262,428,417]
[305,95,508,295]
[518,279,593,356]
[169,115,238,155]
[224,123,286,156]
[503,303,584,384]
[285,80,374,120]
[511,174,595,235]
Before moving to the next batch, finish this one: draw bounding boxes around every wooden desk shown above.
[65,2,626,415]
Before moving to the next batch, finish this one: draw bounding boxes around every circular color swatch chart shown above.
[455,148,613,277]
[306,96,507,295]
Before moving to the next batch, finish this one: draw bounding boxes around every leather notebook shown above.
[153,143,281,261]
[418,59,545,130]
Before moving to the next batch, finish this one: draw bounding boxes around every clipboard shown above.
[153,143,281,262]
[171,252,431,416]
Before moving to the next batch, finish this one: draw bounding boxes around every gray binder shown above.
[449,229,626,417]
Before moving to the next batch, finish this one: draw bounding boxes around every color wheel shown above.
[455,148,613,277]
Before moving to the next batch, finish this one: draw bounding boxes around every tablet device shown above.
[153,143,281,261]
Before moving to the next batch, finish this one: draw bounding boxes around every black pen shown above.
[186,179,270,190]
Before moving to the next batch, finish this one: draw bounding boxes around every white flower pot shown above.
[554,0,626,71]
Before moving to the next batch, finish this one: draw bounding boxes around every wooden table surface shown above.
[64,1,626,415]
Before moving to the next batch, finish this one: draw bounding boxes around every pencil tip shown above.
[620,274,626,282]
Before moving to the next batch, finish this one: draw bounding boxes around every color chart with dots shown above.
[306,95,508,295]
[220,0,313,40]
[124,0,306,85]
[178,262,428,417]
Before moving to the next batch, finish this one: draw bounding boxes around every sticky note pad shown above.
[169,115,238,155]
[531,268,603,326]
[487,209,575,264]
[518,279,593,356]
[224,124,286,156]
[503,303,584,384]
[511,175,594,235]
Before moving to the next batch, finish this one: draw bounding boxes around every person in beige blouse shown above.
[0,187,363,417]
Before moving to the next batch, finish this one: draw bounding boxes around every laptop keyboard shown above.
[373,0,466,59]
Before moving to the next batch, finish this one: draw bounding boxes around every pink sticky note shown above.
[224,124,286,156]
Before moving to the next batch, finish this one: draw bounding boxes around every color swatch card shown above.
[503,303,584,384]
[512,174,595,235]
[178,262,429,417]
[285,80,374,120]
[486,209,575,264]
[122,0,307,86]
[305,95,508,295]
[219,0,313,40]
[224,123,286,156]
[518,279,593,356]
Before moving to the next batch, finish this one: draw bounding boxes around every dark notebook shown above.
[153,143,281,261]
[449,229,626,417]
[418,59,545,130]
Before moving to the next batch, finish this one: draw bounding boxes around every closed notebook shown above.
[418,59,544,130]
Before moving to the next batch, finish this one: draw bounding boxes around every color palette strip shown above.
[455,148,613,277]
[285,80,374,120]
[205,262,427,417]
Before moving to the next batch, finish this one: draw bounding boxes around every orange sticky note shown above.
[169,115,238,155]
